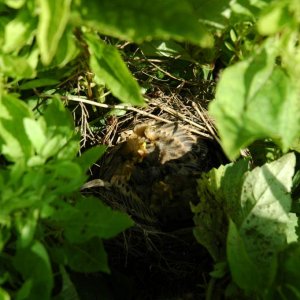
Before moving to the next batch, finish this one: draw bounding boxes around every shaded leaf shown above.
[64,197,133,243]
[64,238,109,273]
[79,0,213,47]
[13,241,53,300]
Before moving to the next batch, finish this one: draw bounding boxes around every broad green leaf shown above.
[227,219,264,291]
[0,288,10,300]
[193,160,248,261]
[257,2,290,35]
[54,266,80,300]
[64,238,109,273]
[15,209,39,248]
[24,118,47,154]
[79,0,213,47]
[210,45,300,159]
[187,0,231,28]
[85,33,145,105]
[76,145,107,172]
[268,243,300,299]
[51,25,80,68]
[64,197,133,243]
[37,0,72,65]
[3,8,37,53]
[0,94,33,161]
[0,53,36,79]
[4,0,25,9]
[229,153,296,290]
[19,78,59,90]
[193,165,228,261]
[47,161,85,193]
[43,97,74,130]
[13,241,53,300]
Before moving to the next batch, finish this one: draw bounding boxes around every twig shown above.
[192,102,221,144]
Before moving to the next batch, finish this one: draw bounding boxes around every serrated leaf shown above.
[3,8,37,53]
[37,0,72,65]
[0,94,33,161]
[79,0,213,47]
[64,197,133,243]
[210,46,300,159]
[13,241,53,300]
[85,33,145,105]
[64,238,109,273]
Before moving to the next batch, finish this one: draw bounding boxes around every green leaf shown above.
[140,40,193,61]
[0,53,36,79]
[13,241,53,300]
[0,287,10,300]
[23,118,47,154]
[4,0,25,9]
[3,8,37,53]
[64,197,133,243]
[76,145,107,173]
[37,0,72,65]
[0,94,33,161]
[64,238,109,273]
[228,153,296,291]
[270,243,300,299]
[85,33,145,105]
[257,2,290,36]
[187,0,231,28]
[227,219,264,291]
[193,159,249,261]
[51,25,80,68]
[79,0,213,47]
[15,209,39,248]
[193,165,228,261]
[210,45,300,159]
[19,78,59,90]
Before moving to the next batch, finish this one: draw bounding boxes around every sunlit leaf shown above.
[228,153,296,291]
[210,45,300,159]
[85,32,145,105]
[37,0,72,65]
[0,94,33,161]
[3,8,37,53]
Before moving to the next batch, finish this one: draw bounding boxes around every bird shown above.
[83,121,209,230]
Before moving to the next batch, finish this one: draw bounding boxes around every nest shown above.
[81,83,227,299]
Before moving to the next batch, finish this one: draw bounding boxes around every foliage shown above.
[0,0,299,299]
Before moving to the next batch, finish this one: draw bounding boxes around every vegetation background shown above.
[0,0,300,299]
